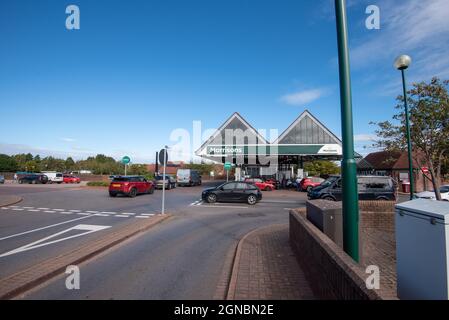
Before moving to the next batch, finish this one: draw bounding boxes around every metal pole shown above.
[335,0,359,262]
[401,69,415,200]
[162,148,167,215]
[226,170,229,182]
[125,164,127,176]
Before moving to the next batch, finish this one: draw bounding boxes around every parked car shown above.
[244,178,275,191]
[308,175,396,201]
[109,176,155,198]
[155,175,177,190]
[41,171,64,184]
[177,169,202,186]
[299,176,325,192]
[415,185,449,201]
[63,174,81,184]
[18,174,49,184]
[263,178,280,189]
[0,175,5,184]
[202,181,262,205]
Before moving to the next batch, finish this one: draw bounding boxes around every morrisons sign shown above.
[206,144,342,156]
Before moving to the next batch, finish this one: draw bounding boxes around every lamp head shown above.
[394,55,412,70]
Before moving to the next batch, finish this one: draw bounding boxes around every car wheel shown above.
[322,196,335,201]
[247,195,257,205]
[167,183,171,190]
[207,193,217,204]
[306,186,313,193]
[32,180,37,184]
[129,188,137,198]
[264,186,271,191]
[109,192,117,197]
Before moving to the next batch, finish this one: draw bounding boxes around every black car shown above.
[202,182,262,205]
[19,174,49,184]
[308,175,396,201]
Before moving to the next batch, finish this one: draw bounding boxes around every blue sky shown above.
[1,0,448,163]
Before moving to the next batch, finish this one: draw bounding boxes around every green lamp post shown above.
[394,55,415,200]
[335,0,359,262]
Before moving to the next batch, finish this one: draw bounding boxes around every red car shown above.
[244,178,275,191]
[299,176,325,192]
[63,174,81,184]
[109,176,155,198]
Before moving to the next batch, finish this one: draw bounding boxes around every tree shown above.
[304,160,340,177]
[65,157,75,171]
[0,154,18,172]
[128,164,149,175]
[372,77,449,200]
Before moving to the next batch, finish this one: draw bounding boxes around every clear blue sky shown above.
[1,0,448,163]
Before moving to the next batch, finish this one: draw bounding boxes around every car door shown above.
[234,183,249,201]
[330,179,343,201]
[218,182,237,201]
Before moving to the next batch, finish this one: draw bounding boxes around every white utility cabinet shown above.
[396,199,449,300]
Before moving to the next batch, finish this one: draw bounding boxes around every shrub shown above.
[87,181,110,187]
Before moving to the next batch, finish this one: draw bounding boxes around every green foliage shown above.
[304,160,340,177]
[372,77,449,199]
[128,164,149,176]
[0,154,19,172]
[87,181,110,187]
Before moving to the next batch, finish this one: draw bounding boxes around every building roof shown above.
[360,150,422,170]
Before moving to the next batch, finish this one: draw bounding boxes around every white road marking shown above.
[122,213,136,215]
[12,209,25,211]
[86,211,99,214]
[44,211,56,213]
[9,206,19,208]
[196,205,249,209]
[23,207,34,209]
[61,212,74,214]
[77,213,91,216]
[53,209,65,211]
[261,200,302,204]
[102,212,116,214]
[1,207,10,210]
[141,213,155,216]
[94,213,109,217]
[135,216,150,219]
[38,208,49,210]
[0,224,111,258]
[114,215,129,218]
[69,210,81,212]
[0,216,93,241]
[27,209,40,212]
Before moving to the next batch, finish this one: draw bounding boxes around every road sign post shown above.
[159,148,168,215]
[122,156,131,176]
[224,162,232,182]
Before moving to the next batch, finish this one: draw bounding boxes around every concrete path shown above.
[0,195,22,207]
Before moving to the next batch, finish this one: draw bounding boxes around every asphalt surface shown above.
[0,181,303,299]
[0,182,408,299]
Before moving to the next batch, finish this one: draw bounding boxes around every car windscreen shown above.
[440,186,449,193]
[56,174,63,177]
[112,177,130,182]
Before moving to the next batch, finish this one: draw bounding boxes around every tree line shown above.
[0,153,150,176]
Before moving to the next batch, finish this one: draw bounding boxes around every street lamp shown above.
[335,0,359,262]
[394,54,415,200]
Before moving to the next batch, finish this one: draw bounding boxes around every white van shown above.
[176,169,202,187]
[42,171,64,184]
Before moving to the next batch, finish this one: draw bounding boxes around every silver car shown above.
[155,175,176,190]
[0,175,4,184]
[415,185,449,201]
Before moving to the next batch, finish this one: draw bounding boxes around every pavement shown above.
[0,195,23,207]
[226,224,316,300]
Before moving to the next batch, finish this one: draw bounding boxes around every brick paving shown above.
[228,224,316,300]
[362,228,397,298]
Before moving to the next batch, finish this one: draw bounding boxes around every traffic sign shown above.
[159,149,168,165]
[421,167,429,174]
[224,162,232,171]
[121,156,131,165]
